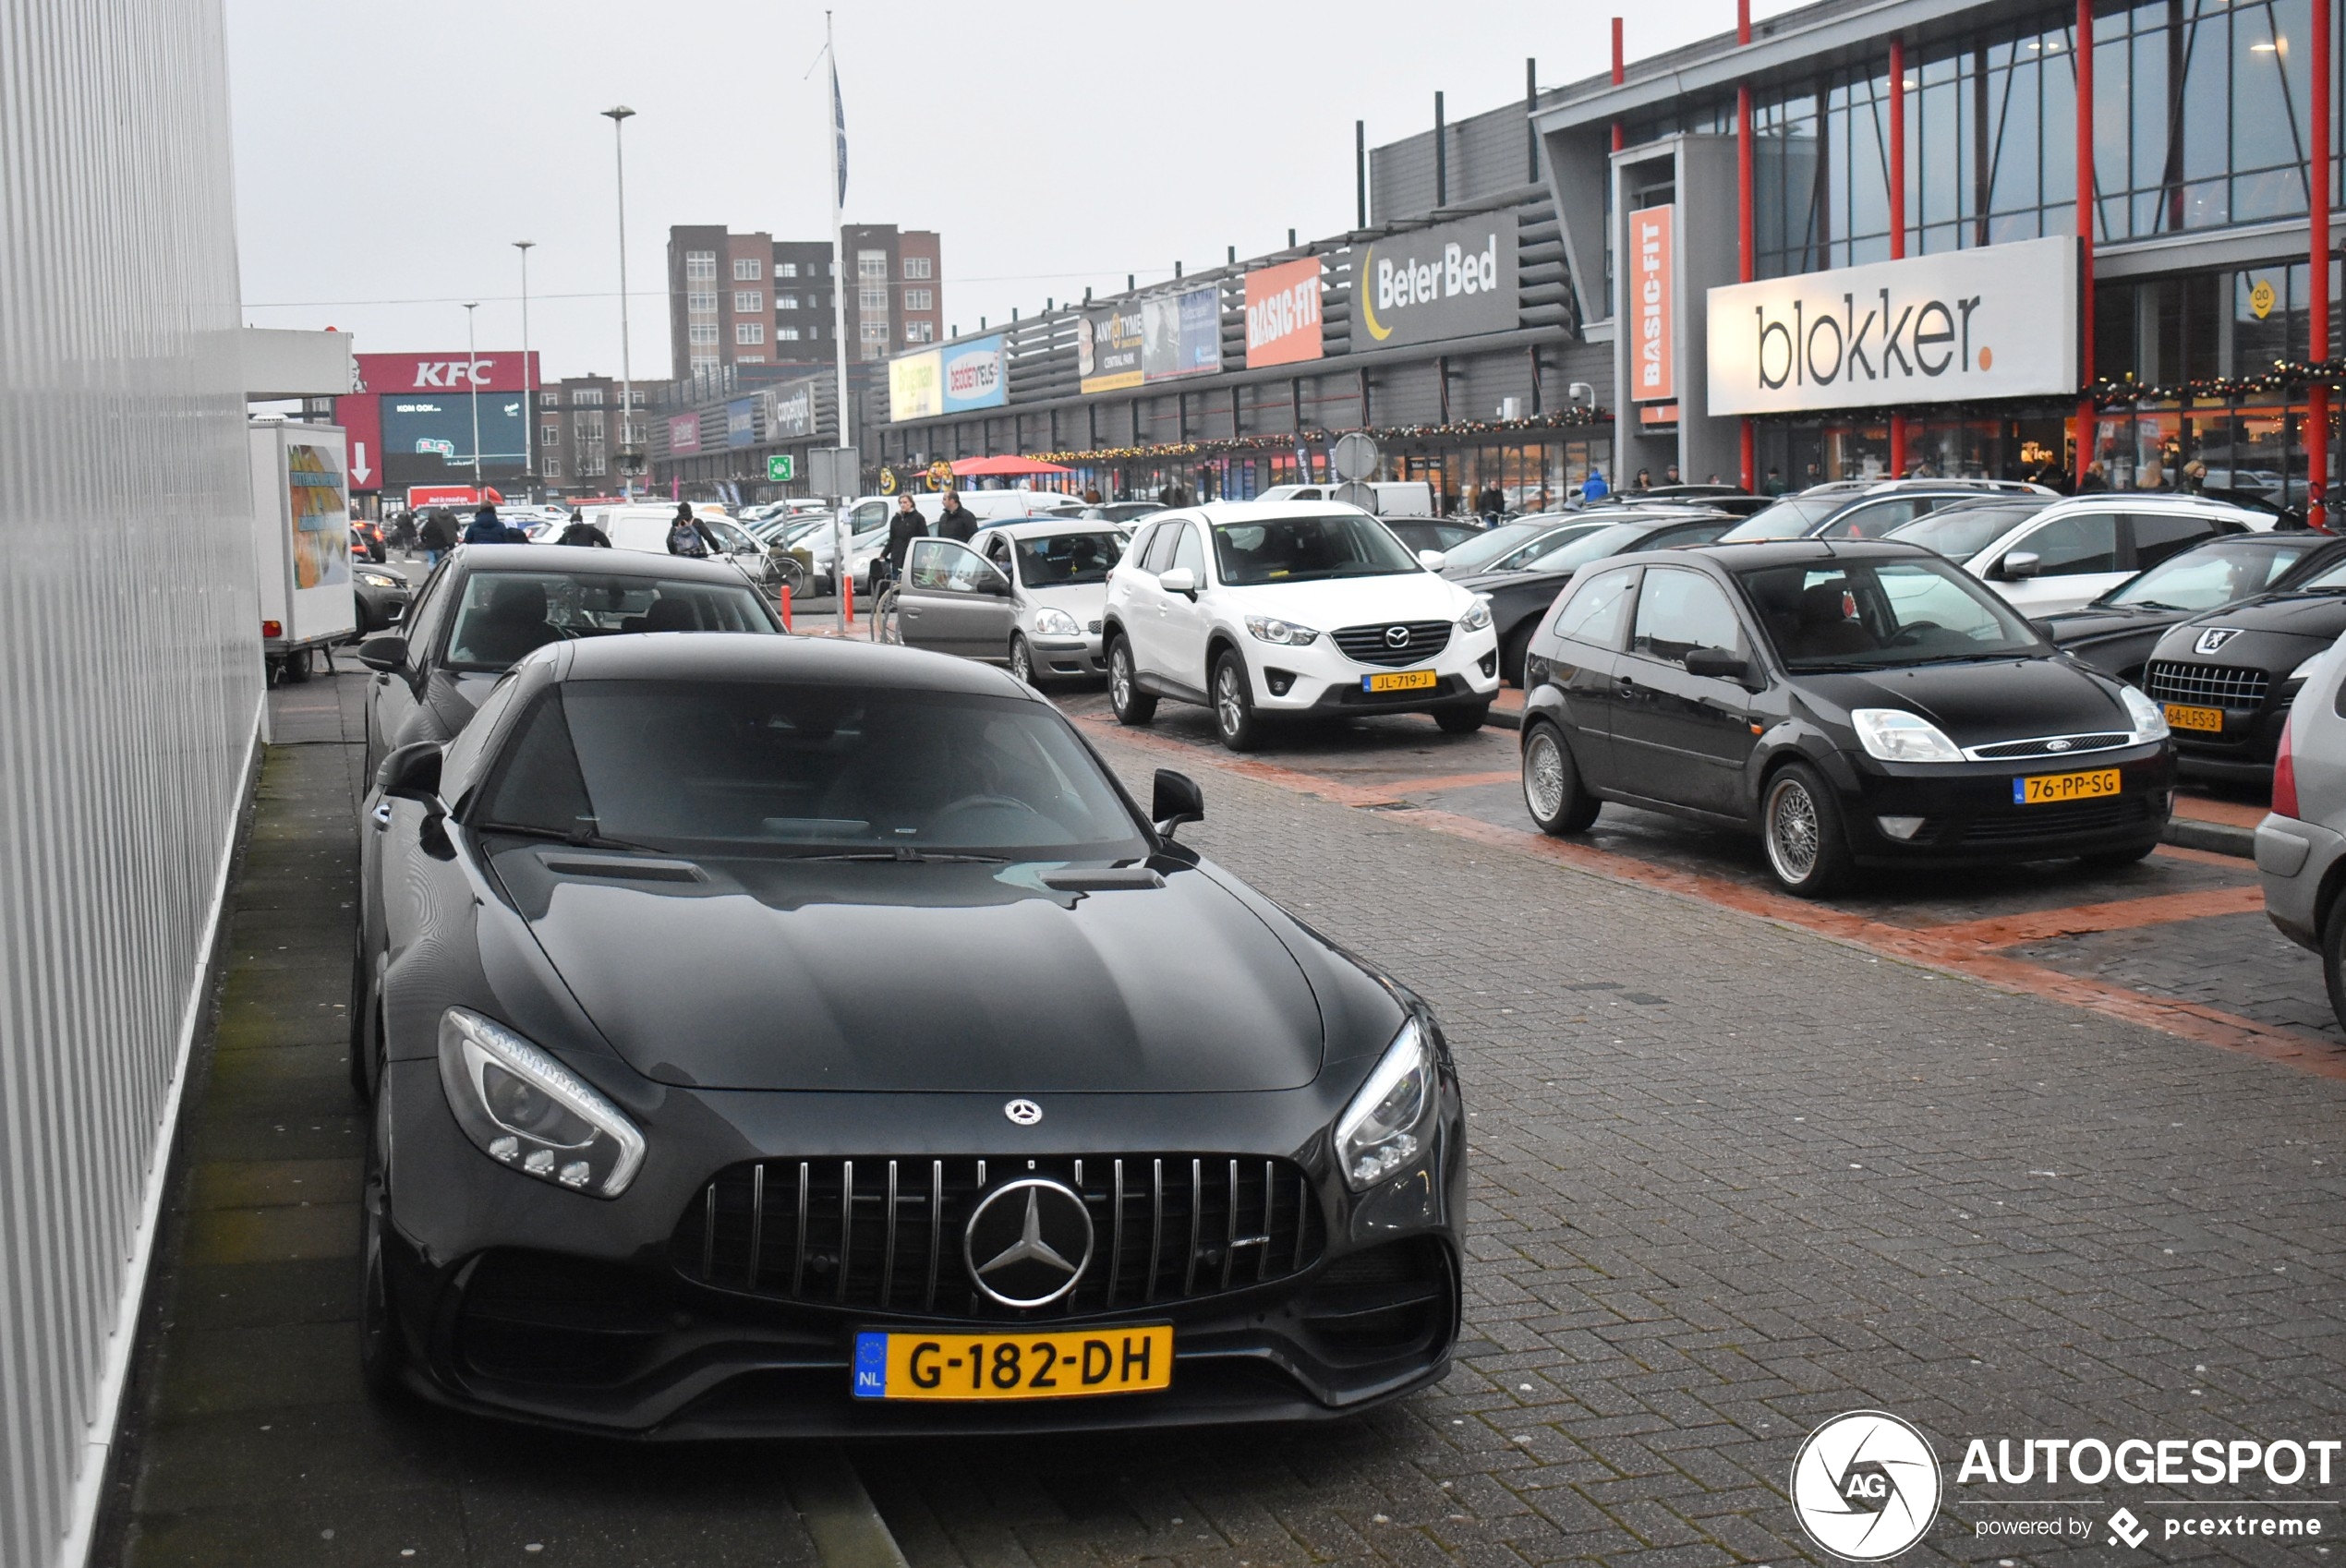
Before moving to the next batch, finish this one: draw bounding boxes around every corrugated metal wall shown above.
[0,1,260,1565]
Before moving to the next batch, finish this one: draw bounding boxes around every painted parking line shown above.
[1917,885,2270,948]
[1082,714,2346,1082]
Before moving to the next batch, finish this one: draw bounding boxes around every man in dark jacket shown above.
[557,510,611,548]
[885,494,924,578]
[936,489,978,541]
[463,505,511,546]
[666,503,710,557]
[417,508,454,565]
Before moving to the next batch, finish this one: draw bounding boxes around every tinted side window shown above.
[402,562,458,667]
[2131,513,2231,570]
[1631,569,1747,667]
[1826,498,1929,538]
[1550,567,1638,650]
[2019,512,2121,574]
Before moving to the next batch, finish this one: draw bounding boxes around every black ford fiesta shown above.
[353,633,1463,1435]
[1517,540,2175,896]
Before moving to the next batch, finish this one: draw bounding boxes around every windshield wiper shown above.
[474,820,660,853]
[792,847,1010,864]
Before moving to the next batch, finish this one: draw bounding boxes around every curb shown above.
[2164,814,2256,859]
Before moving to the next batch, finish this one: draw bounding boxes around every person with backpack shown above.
[463,504,508,546]
[666,503,711,558]
[417,508,454,567]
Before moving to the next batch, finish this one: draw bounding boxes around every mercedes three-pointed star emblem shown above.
[962,1177,1094,1308]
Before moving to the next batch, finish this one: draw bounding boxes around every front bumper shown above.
[376,1061,1466,1437]
[1029,630,1107,679]
[2257,811,2345,950]
[1247,628,1501,715]
[1820,742,2175,867]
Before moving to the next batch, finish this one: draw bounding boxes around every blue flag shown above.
[829,57,848,206]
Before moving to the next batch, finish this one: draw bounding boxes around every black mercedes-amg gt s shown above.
[351,633,1464,1435]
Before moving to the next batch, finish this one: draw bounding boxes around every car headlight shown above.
[1336,1017,1439,1190]
[358,571,401,588]
[1032,608,1082,637]
[1457,597,1493,633]
[2118,683,2170,742]
[437,1007,645,1198]
[1851,708,1965,763]
[1244,615,1319,646]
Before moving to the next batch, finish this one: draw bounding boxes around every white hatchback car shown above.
[1888,492,2268,615]
[1103,502,1500,751]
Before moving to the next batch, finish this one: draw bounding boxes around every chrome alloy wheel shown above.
[1215,661,1245,738]
[1765,774,1821,884]
[1523,729,1566,820]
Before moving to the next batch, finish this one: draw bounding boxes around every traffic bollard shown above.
[779,583,792,631]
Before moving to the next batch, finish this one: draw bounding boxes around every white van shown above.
[1254,480,1437,516]
[583,503,779,587]
[808,490,1084,597]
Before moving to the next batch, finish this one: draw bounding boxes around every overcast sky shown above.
[226,0,1802,380]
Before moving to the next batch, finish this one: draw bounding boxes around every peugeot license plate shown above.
[1363,669,1438,694]
[2164,702,2224,733]
[852,1325,1172,1401]
[2013,767,2122,804]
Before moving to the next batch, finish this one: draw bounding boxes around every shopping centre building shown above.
[868,0,2342,517]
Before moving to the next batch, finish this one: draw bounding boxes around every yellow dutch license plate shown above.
[2165,702,2224,733]
[2013,767,2122,805]
[1363,669,1438,694]
[851,1324,1171,1402]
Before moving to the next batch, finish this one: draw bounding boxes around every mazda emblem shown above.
[1385,625,1410,649]
[1003,1098,1042,1126]
[963,1177,1094,1307]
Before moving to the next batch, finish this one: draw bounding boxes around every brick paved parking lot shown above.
[102,667,2346,1567]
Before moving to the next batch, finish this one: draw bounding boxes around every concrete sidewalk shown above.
[97,668,828,1568]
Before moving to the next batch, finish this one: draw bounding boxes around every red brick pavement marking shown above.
[1380,769,1519,794]
[1083,714,2346,1082]
[1917,886,2269,948]
[2175,790,2268,828]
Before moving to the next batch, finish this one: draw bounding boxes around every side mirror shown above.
[1417,549,1447,571]
[356,633,408,672]
[980,570,1012,597]
[1999,550,2042,581]
[376,741,443,802]
[1151,768,1204,838]
[1683,646,1751,682]
[1158,567,1198,596]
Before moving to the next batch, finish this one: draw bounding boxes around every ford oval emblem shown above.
[1003,1098,1043,1126]
[2047,738,2073,753]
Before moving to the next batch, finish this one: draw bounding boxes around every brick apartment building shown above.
[666,223,940,382]
[532,374,667,495]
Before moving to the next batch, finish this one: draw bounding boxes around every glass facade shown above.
[1626,0,2342,279]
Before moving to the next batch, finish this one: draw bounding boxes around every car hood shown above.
[1454,566,1575,596]
[2038,604,2183,646]
[497,853,1325,1093]
[1794,657,2130,746]
[1023,582,1108,621]
[1214,573,1469,625]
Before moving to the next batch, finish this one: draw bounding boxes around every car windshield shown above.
[1454,521,1611,574]
[1717,492,1852,541]
[1518,522,1653,574]
[443,572,773,673]
[477,681,1148,860]
[2286,555,2346,593]
[1210,511,1421,585]
[1012,530,1123,586]
[1737,557,2044,670]
[1887,501,2050,560]
[1438,520,1556,572]
[2105,537,2316,609]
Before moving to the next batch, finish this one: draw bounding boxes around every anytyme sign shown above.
[1706,235,2078,416]
[1354,216,1518,349]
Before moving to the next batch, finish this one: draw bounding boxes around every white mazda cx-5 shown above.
[1101,501,1501,751]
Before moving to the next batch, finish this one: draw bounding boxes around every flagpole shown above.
[827,10,855,624]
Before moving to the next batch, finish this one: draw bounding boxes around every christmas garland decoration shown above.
[2087,360,2346,408]
[1030,406,1610,465]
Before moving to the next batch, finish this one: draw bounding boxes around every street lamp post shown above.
[463,301,483,499]
[514,240,536,497]
[602,106,636,500]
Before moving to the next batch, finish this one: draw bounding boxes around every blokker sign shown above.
[1705,235,2077,416]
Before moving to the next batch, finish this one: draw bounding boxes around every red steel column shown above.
[1738,0,1757,491]
[2075,0,2097,486]
[1889,37,1909,477]
[1611,18,1625,151]
[2311,0,2332,529]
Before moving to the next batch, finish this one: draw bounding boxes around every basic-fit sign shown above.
[1629,206,1675,404]
[1245,257,1324,368]
[1706,235,2079,416]
[1354,217,1518,349]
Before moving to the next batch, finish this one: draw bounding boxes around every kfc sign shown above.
[354,351,540,395]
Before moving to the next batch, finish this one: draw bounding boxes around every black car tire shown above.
[1009,633,1039,688]
[357,1127,407,1404]
[1435,704,1488,734]
[281,647,311,684]
[1521,720,1601,835]
[1106,636,1155,726]
[1213,650,1263,753]
[1501,624,1533,687]
[2323,897,2346,1034]
[1761,761,1856,898]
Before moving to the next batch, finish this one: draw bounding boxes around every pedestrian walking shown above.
[463,504,508,546]
[936,488,978,542]
[1764,466,1786,496]
[886,493,924,579]
[417,507,453,567]
[1664,464,1682,486]
[1476,482,1505,524]
[666,502,711,557]
[1580,467,1610,503]
[557,510,611,548]
[1633,468,1652,492]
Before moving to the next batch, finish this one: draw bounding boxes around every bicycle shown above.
[866,569,902,644]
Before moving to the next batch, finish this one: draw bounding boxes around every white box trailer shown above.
[249,420,357,683]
